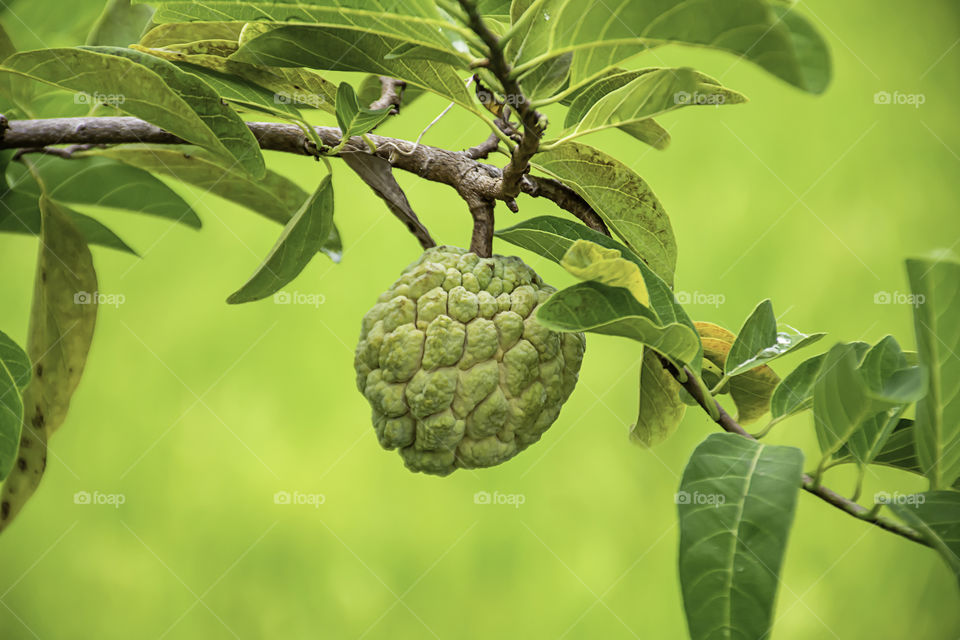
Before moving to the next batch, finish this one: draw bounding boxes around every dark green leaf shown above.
[0,351,23,482]
[514,0,831,93]
[770,353,825,420]
[537,281,700,365]
[529,143,676,285]
[678,433,804,640]
[907,257,960,489]
[10,154,200,228]
[0,46,265,176]
[228,175,335,304]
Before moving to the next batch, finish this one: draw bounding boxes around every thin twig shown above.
[464,132,500,160]
[368,76,406,113]
[660,356,931,548]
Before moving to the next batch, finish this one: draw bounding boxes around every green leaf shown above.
[529,143,676,285]
[887,491,960,588]
[494,215,699,367]
[726,299,825,376]
[74,144,342,260]
[152,1,473,65]
[1,187,138,255]
[632,347,685,447]
[139,21,244,48]
[770,353,825,420]
[560,239,649,305]
[514,0,831,93]
[678,433,804,640]
[10,154,201,228]
[230,25,478,116]
[517,51,572,101]
[86,0,154,47]
[0,46,265,177]
[558,67,745,144]
[561,68,670,149]
[537,281,700,365]
[28,197,99,435]
[0,352,24,482]
[227,174,335,304]
[696,322,780,425]
[0,330,31,391]
[334,82,392,146]
[0,195,98,524]
[812,343,875,458]
[907,257,960,489]
[169,60,304,120]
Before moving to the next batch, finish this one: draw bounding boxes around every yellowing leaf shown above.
[561,239,649,305]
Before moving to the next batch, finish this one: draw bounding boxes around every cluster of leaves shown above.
[0,1,957,638]
[497,215,960,637]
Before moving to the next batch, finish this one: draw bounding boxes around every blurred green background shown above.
[1,1,959,638]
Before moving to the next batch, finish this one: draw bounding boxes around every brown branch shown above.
[523,175,608,235]
[466,197,495,257]
[368,76,406,114]
[459,0,545,200]
[464,132,500,160]
[661,357,931,548]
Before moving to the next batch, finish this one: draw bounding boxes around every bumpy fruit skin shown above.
[355,246,585,475]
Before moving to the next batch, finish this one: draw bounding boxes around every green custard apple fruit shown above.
[354,246,585,475]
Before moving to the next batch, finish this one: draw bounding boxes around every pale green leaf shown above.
[560,239,649,305]
[678,433,804,640]
[530,143,676,285]
[335,82,392,145]
[559,67,745,144]
[632,347,685,447]
[86,0,154,47]
[0,330,30,391]
[907,258,960,489]
[0,353,23,482]
[726,299,824,376]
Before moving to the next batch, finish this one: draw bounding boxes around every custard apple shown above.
[354,246,585,475]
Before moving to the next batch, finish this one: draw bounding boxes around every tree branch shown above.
[368,76,406,113]
[661,357,931,548]
[458,0,545,200]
